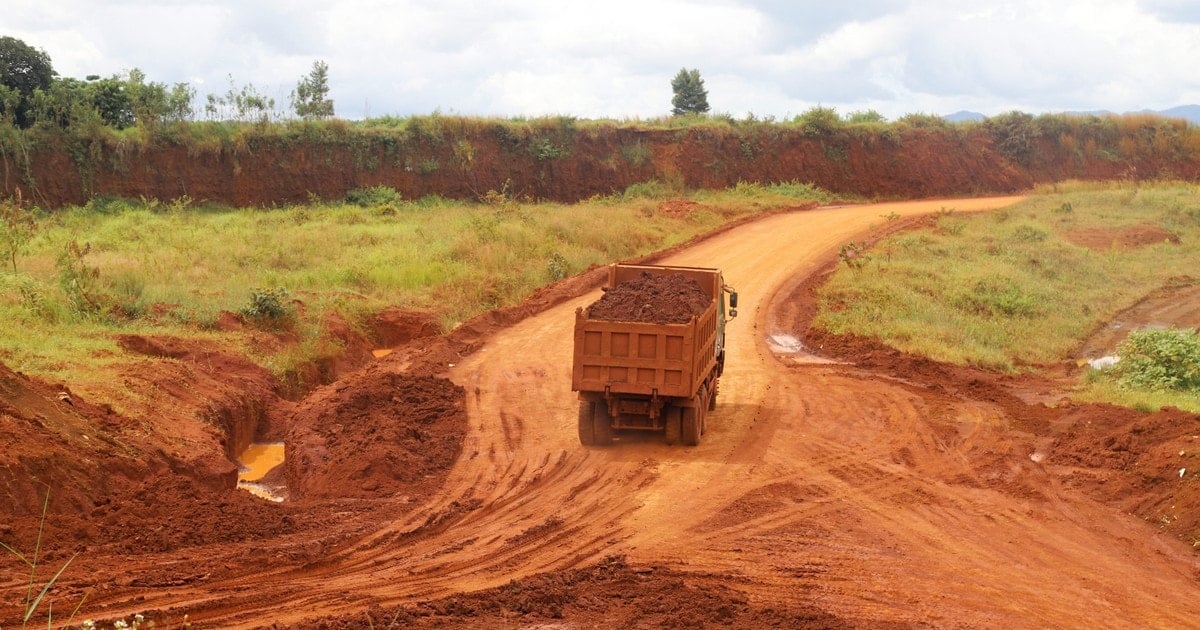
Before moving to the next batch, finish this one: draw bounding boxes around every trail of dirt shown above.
[6,195,1200,628]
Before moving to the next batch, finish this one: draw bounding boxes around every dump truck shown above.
[572,263,737,446]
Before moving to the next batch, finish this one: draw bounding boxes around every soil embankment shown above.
[7,122,1199,209]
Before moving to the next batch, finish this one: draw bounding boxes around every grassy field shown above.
[0,180,833,405]
[814,180,1200,411]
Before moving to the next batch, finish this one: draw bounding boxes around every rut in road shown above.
[69,197,1200,628]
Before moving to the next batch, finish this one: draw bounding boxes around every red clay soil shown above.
[586,271,711,324]
[302,555,847,629]
[791,258,1200,550]
[285,370,466,500]
[1064,223,1182,250]
[5,197,1200,628]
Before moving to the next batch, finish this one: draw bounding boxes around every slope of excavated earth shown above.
[285,371,466,500]
[5,196,1200,629]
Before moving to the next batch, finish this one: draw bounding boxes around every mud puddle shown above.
[767,332,840,364]
[237,442,287,502]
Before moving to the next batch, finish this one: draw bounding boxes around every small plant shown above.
[168,194,194,213]
[529,137,568,161]
[881,211,901,222]
[1,188,38,274]
[620,141,651,167]
[56,239,104,316]
[1,488,85,628]
[547,252,568,280]
[838,242,870,270]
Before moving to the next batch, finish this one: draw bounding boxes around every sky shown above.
[5,0,1200,122]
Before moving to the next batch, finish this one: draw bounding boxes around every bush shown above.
[240,287,293,326]
[1113,328,1200,392]
[345,186,402,207]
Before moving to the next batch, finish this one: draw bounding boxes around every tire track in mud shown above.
[61,196,1200,628]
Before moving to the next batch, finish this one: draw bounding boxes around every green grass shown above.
[813,180,1200,410]
[0,182,830,407]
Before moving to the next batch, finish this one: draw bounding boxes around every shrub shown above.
[1113,328,1200,392]
[345,186,402,207]
[240,287,293,326]
[794,106,842,137]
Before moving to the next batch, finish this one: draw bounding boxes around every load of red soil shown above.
[586,272,710,324]
[285,370,467,500]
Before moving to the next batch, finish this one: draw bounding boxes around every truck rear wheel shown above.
[664,407,682,445]
[708,381,718,411]
[578,401,596,445]
[681,404,700,446]
[593,399,613,446]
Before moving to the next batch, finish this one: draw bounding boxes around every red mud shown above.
[4,198,1200,628]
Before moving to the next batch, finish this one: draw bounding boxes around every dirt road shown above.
[11,196,1200,627]
[438,196,1199,627]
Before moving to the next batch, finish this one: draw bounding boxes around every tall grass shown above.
[0,183,829,407]
[813,181,1200,409]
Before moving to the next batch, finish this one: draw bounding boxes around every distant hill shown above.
[942,106,1200,124]
[943,110,986,123]
[1148,105,1200,123]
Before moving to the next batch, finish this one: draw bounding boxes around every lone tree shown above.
[0,36,55,127]
[291,60,334,120]
[670,67,709,116]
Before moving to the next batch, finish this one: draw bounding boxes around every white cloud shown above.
[3,0,1199,120]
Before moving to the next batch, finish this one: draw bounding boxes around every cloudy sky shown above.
[5,0,1200,121]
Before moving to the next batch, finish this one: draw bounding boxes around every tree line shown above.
[1,34,717,132]
[0,36,333,130]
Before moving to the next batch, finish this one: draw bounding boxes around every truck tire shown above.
[681,404,700,446]
[593,399,613,446]
[664,407,682,445]
[578,401,596,445]
[708,381,718,411]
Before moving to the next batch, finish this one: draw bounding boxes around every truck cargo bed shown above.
[571,264,719,400]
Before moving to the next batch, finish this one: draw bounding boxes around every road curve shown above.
[68,196,1200,627]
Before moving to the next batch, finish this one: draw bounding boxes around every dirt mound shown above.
[1064,224,1181,250]
[285,370,467,500]
[587,272,710,324]
[369,307,442,347]
[302,556,849,629]
[1051,404,1200,545]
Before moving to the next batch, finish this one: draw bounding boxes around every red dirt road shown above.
[5,196,1200,628]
